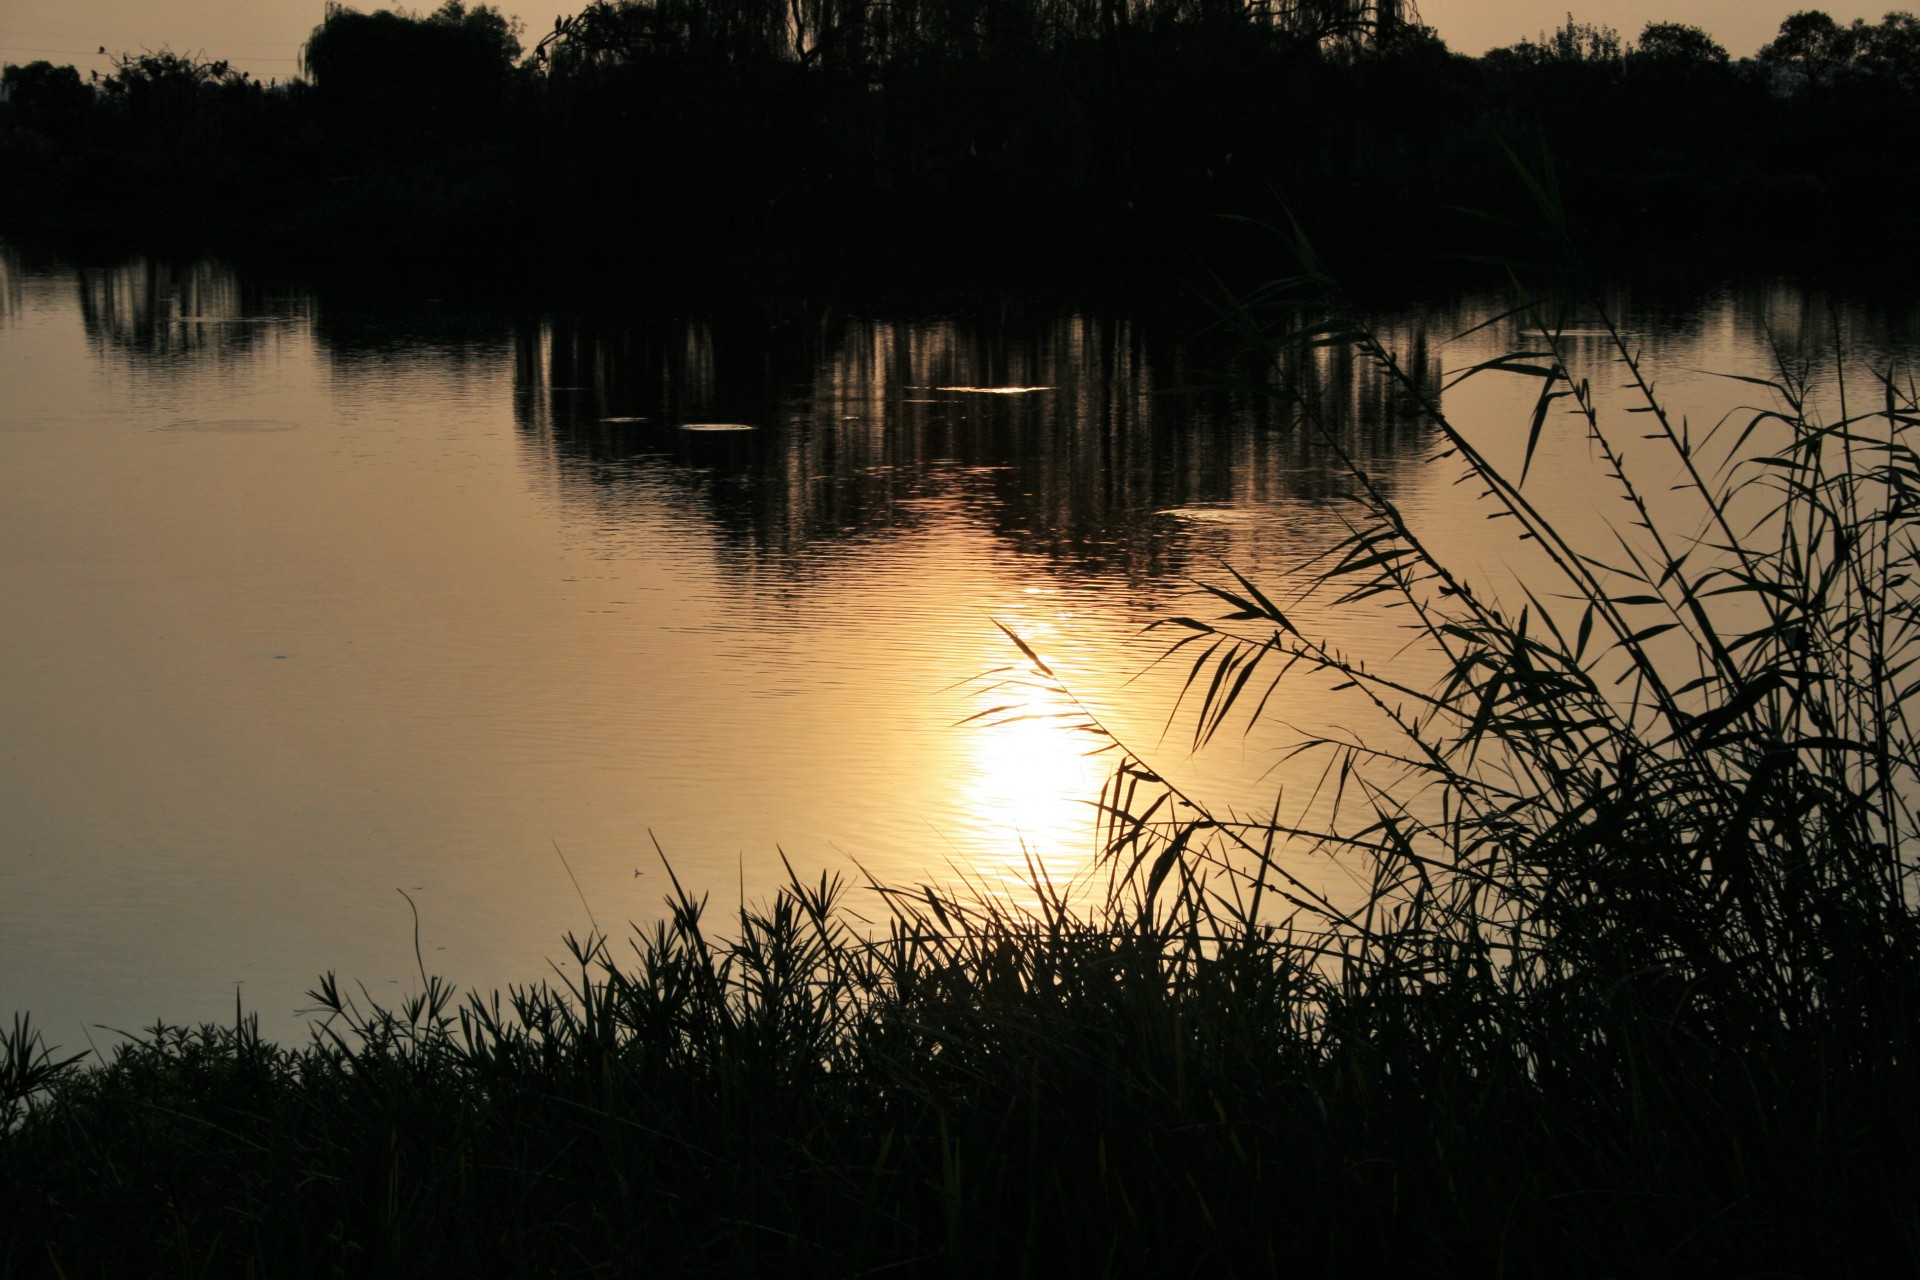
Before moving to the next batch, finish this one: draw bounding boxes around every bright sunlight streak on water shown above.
[949,636,1106,891]
[4,247,1918,1046]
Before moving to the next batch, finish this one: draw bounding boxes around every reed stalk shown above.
[4,230,1917,1275]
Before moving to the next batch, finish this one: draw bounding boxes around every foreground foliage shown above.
[5,251,1920,1275]
[3,859,1913,1277]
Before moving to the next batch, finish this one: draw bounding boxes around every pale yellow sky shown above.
[0,0,1904,81]
[1418,0,1898,56]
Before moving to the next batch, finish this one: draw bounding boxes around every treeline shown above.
[1,3,1917,279]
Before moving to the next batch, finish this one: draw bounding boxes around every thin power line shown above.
[0,44,302,63]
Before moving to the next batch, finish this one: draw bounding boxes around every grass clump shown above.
[5,247,1920,1275]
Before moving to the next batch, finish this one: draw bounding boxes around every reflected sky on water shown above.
[2,244,1916,1045]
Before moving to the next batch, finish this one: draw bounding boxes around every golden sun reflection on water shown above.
[12,254,1915,1050]
[951,688,1107,890]
[904,600,1121,898]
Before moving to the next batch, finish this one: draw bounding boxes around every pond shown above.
[3,244,1915,1045]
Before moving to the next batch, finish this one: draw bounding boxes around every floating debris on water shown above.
[933,386,1054,394]
[600,416,651,424]
[1155,506,1257,524]
[680,423,756,432]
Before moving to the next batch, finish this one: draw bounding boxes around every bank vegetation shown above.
[2,5,1918,279]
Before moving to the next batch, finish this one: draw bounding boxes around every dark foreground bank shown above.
[2,865,1915,1279]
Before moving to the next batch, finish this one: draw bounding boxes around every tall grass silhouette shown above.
[5,229,1918,1273]
[1063,226,1920,1077]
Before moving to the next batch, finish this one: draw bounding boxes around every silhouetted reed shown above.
[6,215,1918,1274]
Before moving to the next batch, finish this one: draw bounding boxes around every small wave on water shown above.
[155,419,298,434]
[172,316,295,326]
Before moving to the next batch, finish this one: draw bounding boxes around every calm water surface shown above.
[3,246,1915,1044]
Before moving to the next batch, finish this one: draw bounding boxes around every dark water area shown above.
[5,239,1920,1048]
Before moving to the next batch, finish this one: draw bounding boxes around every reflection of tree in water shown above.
[72,255,311,367]
[512,301,1445,581]
[1449,279,1920,382]
[308,291,514,374]
[0,244,22,326]
[1724,282,1920,371]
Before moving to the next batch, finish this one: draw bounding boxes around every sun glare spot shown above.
[955,684,1102,885]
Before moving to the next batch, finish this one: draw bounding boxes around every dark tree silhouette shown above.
[303,1,524,156]
[1759,10,1856,86]
[1487,14,1624,66]
[4,2,1918,277]
[0,61,94,146]
[1854,11,1920,90]
[101,50,257,174]
[1632,21,1728,66]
